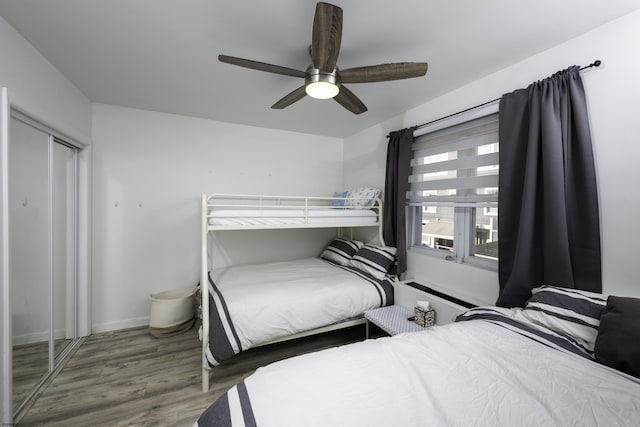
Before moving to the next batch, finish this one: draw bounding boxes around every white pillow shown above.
[345,187,381,208]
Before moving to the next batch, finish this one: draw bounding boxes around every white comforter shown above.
[199,320,640,426]
[210,258,385,354]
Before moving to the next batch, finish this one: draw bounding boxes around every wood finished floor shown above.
[13,338,74,409]
[17,323,372,426]
[13,341,50,409]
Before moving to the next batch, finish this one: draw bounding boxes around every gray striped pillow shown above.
[320,238,363,265]
[520,285,607,353]
[347,244,397,280]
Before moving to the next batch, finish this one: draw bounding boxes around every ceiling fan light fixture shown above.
[305,81,339,99]
[305,67,339,99]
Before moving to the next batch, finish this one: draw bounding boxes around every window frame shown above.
[408,103,499,271]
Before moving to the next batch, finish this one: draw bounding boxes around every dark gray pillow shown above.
[320,238,363,266]
[347,244,397,280]
[594,295,640,378]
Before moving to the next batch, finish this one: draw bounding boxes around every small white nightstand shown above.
[364,305,427,337]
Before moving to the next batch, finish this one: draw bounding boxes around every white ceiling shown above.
[1,1,638,138]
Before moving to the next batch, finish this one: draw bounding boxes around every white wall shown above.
[0,16,91,144]
[344,10,640,305]
[91,104,344,331]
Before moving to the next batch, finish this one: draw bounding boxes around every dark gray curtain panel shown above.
[497,66,601,307]
[383,127,415,274]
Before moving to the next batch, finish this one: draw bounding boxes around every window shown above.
[408,110,499,265]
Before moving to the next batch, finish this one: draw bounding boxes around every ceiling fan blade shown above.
[271,86,307,109]
[340,62,428,83]
[219,55,306,78]
[311,2,343,72]
[334,85,367,115]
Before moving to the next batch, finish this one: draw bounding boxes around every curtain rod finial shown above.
[579,60,602,71]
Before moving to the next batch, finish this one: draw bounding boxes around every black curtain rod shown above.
[388,60,602,137]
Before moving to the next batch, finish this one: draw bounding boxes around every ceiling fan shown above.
[218,2,428,115]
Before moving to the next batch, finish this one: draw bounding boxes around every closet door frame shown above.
[12,108,91,337]
[4,104,86,423]
[51,137,80,365]
[1,87,12,426]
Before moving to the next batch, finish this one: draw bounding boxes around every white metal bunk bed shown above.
[200,193,386,392]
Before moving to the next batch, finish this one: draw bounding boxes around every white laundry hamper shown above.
[149,288,196,338]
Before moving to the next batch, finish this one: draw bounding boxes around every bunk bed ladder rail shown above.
[201,193,210,392]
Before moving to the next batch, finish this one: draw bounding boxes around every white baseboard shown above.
[13,330,49,346]
[13,328,77,346]
[91,316,150,334]
[15,317,153,341]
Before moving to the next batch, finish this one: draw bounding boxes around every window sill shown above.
[409,245,498,273]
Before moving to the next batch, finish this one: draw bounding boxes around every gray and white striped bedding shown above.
[455,306,596,359]
[520,285,607,354]
[196,305,640,427]
[196,380,256,427]
[205,257,394,366]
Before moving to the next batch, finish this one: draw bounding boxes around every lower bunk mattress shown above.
[205,257,394,366]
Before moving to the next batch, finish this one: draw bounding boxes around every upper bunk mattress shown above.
[208,208,378,226]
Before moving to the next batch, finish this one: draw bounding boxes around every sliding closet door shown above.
[9,118,50,410]
[2,99,86,424]
[52,140,77,358]
[8,113,81,421]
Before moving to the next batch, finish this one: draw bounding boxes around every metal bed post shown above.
[377,199,385,246]
[201,194,210,392]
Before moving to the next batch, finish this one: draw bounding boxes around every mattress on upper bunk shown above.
[205,257,394,366]
[208,208,378,226]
